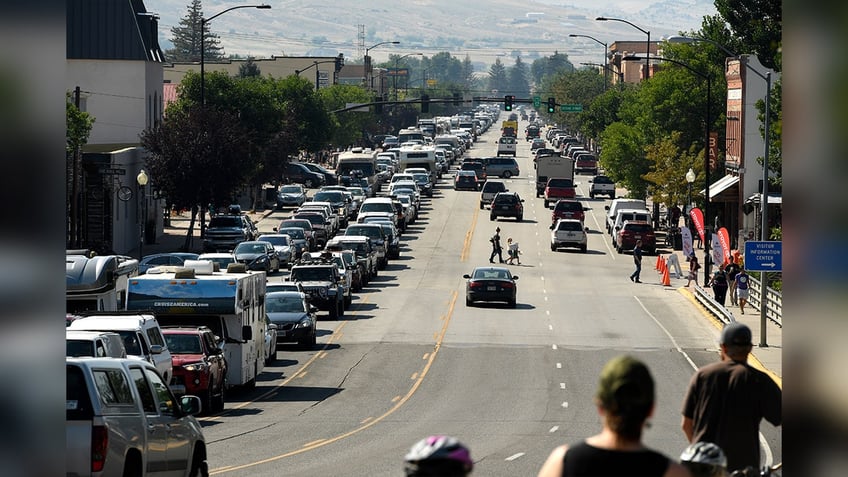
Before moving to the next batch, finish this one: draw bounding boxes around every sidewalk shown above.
[126,208,276,257]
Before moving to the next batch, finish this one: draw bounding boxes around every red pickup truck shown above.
[574,152,599,175]
[544,177,576,208]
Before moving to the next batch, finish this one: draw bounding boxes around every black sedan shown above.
[233,241,281,273]
[463,266,518,308]
[265,291,317,348]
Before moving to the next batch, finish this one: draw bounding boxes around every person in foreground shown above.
[537,355,692,477]
[404,435,474,477]
[681,323,781,473]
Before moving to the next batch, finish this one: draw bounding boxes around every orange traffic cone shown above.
[655,255,662,271]
[661,266,671,286]
[661,256,668,274]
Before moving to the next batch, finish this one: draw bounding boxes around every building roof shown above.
[67,0,164,62]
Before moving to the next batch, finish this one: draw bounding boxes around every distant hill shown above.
[148,0,716,68]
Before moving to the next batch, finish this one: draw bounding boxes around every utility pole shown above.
[70,86,82,248]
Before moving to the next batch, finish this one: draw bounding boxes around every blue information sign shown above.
[744,241,782,272]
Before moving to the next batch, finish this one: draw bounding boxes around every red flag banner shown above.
[689,208,705,244]
[717,227,731,265]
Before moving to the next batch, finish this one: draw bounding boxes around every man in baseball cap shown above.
[681,323,781,473]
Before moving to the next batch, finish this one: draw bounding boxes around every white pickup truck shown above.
[66,357,207,476]
[589,174,616,199]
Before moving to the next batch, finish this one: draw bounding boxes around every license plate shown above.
[278,331,287,337]
[500,205,510,210]
[487,286,497,291]
[634,235,641,239]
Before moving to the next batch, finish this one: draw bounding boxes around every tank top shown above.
[562,441,670,477]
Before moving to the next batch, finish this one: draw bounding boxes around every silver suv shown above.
[483,156,520,178]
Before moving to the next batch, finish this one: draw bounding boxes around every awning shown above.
[701,174,739,200]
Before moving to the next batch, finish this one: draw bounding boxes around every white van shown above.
[68,314,173,383]
[605,199,648,234]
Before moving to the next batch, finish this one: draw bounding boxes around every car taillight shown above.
[501,282,515,289]
[92,425,108,472]
[469,282,484,289]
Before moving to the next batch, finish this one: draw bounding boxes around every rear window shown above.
[66,365,94,420]
[594,176,613,184]
[494,194,518,204]
[557,221,583,231]
[208,217,242,227]
[548,179,574,187]
[624,223,654,233]
[555,201,582,212]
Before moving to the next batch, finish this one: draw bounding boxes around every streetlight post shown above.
[596,16,650,81]
[625,54,711,285]
[295,58,342,90]
[200,4,271,106]
[686,167,696,212]
[581,62,623,89]
[136,169,149,260]
[666,35,775,346]
[570,34,608,89]
[393,53,423,101]
[365,41,400,91]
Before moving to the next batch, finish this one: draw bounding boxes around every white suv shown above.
[68,314,174,384]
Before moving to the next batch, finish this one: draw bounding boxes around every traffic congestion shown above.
[66,104,781,476]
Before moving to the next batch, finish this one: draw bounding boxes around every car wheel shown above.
[509,299,516,308]
[503,171,512,178]
[581,245,587,253]
[543,200,549,208]
[344,290,352,307]
[329,303,339,320]
[490,214,495,221]
[517,215,523,221]
[465,297,472,306]
[188,448,209,477]
[479,202,484,210]
[200,385,213,416]
[338,299,345,317]
[590,193,595,199]
[551,243,556,251]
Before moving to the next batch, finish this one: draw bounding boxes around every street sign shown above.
[386,68,409,76]
[100,168,126,175]
[345,102,369,112]
[427,79,437,87]
[744,241,782,272]
[560,104,583,112]
[533,96,541,108]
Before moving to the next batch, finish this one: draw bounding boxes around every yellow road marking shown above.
[460,207,479,261]
[210,291,459,474]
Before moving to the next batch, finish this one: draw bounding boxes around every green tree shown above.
[714,0,781,70]
[506,57,530,97]
[756,77,781,187]
[66,93,94,154]
[487,58,508,94]
[238,58,261,78]
[140,105,249,250]
[461,55,478,91]
[530,51,574,85]
[599,122,649,199]
[166,0,224,62]
[643,131,702,207]
[319,84,374,148]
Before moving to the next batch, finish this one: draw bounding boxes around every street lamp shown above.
[200,4,271,106]
[136,169,149,260]
[570,34,608,89]
[365,41,400,91]
[625,54,711,285]
[686,167,696,211]
[596,16,650,81]
[581,62,623,89]
[295,57,344,90]
[393,53,423,101]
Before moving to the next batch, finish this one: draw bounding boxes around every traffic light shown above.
[374,95,382,114]
[504,95,514,111]
[421,94,430,113]
[547,97,556,114]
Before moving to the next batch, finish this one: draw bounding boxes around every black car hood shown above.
[267,311,310,324]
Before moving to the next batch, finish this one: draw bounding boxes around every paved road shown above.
[195,119,781,476]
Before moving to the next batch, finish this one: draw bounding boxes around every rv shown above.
[397,145,438,181]
[126,260,267,388]
[66,252,139,314]
[336,148,379,192]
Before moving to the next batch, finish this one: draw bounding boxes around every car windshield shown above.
[164,334,203,354]
[198,255,235,267]
[360,203,394,213]
[259,236,289,246]
[314,191,344,203]
[266,284,300,293]
[280,186,302,194]
[495,195,518,204]
[266,295,307,313]
[347,226,381,240]
[473,269,512,280]
[290,268,335,282]
[281,220,312,231]
[235,243,267,254]
[548,179,573,187]
[556,202,581,211]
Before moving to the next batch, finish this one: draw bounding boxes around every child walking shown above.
[506,238,521,265]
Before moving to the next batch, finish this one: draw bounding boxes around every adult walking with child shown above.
[489,227,504,263]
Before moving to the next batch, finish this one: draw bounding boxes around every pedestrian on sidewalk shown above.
[708,268,729,306]
[629,240,643,283]
[506,238,521,265]
[681,323,782,473]
[489,227,504,263]
[686,253,701,287]
[735,269,750,314]
[724,257,742,306]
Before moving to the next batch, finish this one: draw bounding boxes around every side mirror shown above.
[584,227,590,233]
[268,323,278,330]
[149,344,164,355]
[512,275,519,280]
[462,274,471,279]
[180,395,202,415]
[549,224,555,230]
[272,227,278,232]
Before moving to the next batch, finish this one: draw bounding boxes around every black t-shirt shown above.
[724,263,741,280]
[682,360,782,472]
[562,441,670,477]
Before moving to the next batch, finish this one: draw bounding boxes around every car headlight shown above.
[183,362,208,372]
[296,317,312,328]
[318,288,328,297]
[256,256,269,263]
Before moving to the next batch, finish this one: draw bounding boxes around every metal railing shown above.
[691,278,782,327]
[748,276,783,327]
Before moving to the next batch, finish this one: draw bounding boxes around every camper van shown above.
[336,148,379,193]
[397,145,438,181]
[66,252,139,313]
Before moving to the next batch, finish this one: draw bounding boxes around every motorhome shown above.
[336,148,379,192]
[126,260,267,388]
[397,127,425,144]
[397,145,438,181]
[66,251,139,314]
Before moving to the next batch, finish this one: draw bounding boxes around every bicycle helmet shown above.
[404,435,473,477]
[680,442,728,477]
